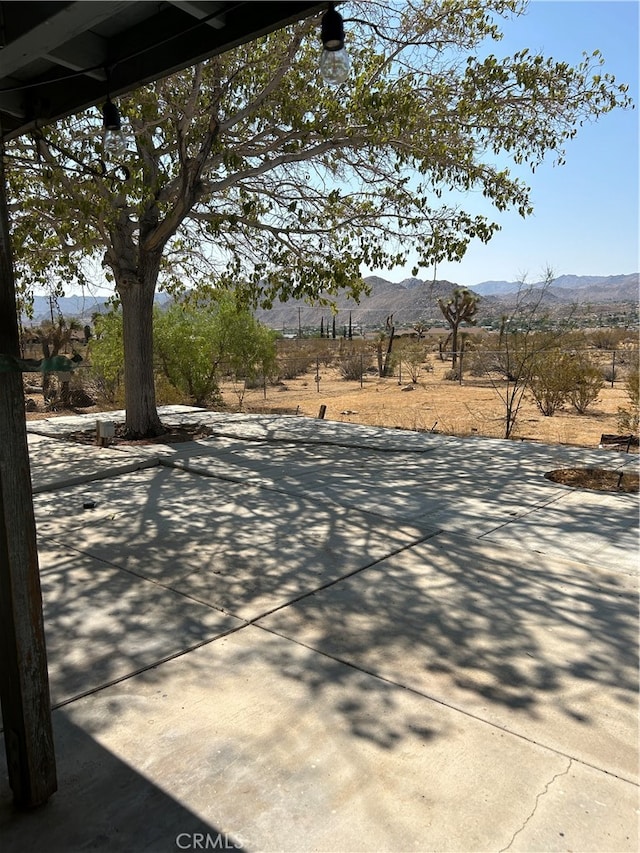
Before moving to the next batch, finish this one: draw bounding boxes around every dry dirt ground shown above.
[228,357,634,449]
[24,356,635,449]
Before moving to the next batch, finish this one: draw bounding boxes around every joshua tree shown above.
[438,288,479,368]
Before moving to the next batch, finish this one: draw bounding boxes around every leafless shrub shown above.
[277,355,315,380]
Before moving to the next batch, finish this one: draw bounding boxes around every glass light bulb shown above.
[320,47,350,86]
[103,127,127,162]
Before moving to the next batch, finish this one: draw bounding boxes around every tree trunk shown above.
[451,323,459,369]
[118,273,163,438]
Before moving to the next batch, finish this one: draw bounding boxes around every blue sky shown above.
[366,0,639,286]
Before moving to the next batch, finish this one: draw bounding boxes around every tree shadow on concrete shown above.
[253,528,638,777]
[22,427,639,776]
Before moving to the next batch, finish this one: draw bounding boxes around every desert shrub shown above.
[154,303,222,406]
[88,309,125,404]
[467,349,488,377]
[299,338,338,366]
[617,364,639,433]
[528,349,574,416]
[601,364,617,384]
[400,342,429,383]
[277,354,315,379]
[154,372,192,406]
[244,372,267,389]
[588,328,628,350]
[153,294,275,408]
[567,355,604,414]
[443,368,460,381]
[339,350,371,380]
[467,345,521,381]
[67,377,95,409]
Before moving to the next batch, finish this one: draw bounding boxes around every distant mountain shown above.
[254,272,638,330]
[469,273,638,298]
[467,280,516,296]
[253,277,461,331]
[23,292,172,324]
[22,294,111,324]
[23,272,637,330]
[548,274,639,304]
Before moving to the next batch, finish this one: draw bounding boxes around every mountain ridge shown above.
[467,272,637,296]
[24,272,638,328]
[253,272,638,329]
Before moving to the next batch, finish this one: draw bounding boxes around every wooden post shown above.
[611,350,616,388]
[0,134,57,808]
[382,326,395,377]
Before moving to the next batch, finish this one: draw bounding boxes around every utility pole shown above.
[0,134,57,808]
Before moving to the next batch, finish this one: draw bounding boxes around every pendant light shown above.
[320,4,350,85]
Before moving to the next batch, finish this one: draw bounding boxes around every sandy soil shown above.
[23,353,637,451]
[230,357,635,450]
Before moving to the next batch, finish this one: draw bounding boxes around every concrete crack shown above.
[500,758,573,852]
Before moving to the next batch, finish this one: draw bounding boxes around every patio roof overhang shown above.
[0,1,327,140]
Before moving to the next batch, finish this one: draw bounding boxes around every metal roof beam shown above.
[44,32,109,82]
[0,2,131,77]
[0,85,25,119]
[168,1,226,29]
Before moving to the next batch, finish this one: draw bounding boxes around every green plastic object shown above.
[0,353,82,373]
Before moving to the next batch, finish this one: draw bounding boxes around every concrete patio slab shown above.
[159,409,464,452]
[507,759,639,852]
[37,539,242,705]
[27,433,157,492]
[152,431,635,544]
[1,712,225,853]
[25,405,203,437]
[40,467,438,620]
[257,531,639,780]
[483,487,639,572]
[33,467,248,535]
[1,412,636,851]
[5,626,637,853]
